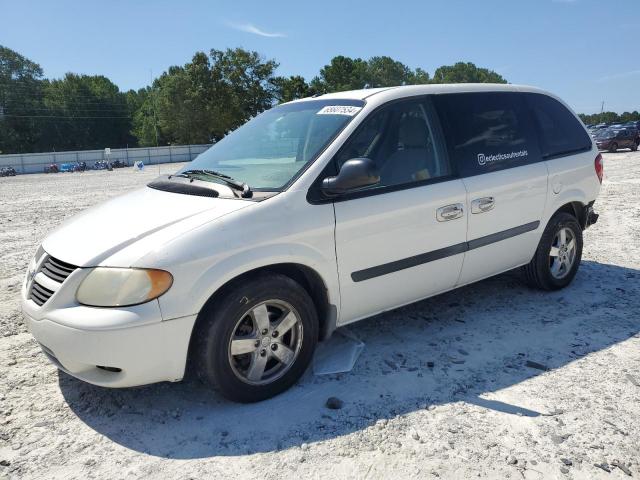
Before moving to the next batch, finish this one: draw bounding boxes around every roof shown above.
[294,83,553,104]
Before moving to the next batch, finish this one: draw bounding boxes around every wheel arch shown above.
[554,201,591,229]
[185,262,336,377]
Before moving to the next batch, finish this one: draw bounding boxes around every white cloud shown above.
[226,22,286,38]
[597,69,640,83]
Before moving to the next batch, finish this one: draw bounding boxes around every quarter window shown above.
[335,99,451,188]
[526,93,592,159]
[432,92,539,177]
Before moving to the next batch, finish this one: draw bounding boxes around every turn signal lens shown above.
[76,268,173,307]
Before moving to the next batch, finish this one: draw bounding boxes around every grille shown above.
[28,255,78,306]
[29,281,54,306]
[40,256,77,283]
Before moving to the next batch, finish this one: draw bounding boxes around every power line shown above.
[3,107,133,113]
[1,114,132,119]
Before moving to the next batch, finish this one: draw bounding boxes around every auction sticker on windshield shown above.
[317,105,362,116]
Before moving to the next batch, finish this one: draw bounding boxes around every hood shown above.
[43,186,252,266]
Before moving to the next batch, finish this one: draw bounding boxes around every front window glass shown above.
[181,99,364,190]
[335,99,451,188]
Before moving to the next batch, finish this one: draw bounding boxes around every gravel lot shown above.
[1,153,639,479]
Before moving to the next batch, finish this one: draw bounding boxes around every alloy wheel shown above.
[549,227,577,279]
[227,300,303,385]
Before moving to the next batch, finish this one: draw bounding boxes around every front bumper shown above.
[23,304,197,388]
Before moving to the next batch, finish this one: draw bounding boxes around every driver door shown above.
[331,98,468,324]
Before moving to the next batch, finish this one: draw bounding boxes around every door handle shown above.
[436,203,464,222]
[471,197,495,214]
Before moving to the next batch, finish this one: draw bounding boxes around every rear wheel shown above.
[192,273,318,402]
[631,141,638,152]
[522,212,583,290]
[609,142,618,153]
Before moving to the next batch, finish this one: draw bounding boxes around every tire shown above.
[522,212,583,291]
[631,142,638,152]
[191,273,318,402]
[609,142,618,153]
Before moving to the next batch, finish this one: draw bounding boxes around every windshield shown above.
[180,99,365,190]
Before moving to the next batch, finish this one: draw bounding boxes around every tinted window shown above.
[335,99,451,189]
[526,93,592,159]
[432,92,539,177]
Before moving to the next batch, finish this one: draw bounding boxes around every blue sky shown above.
[2,0,638,114]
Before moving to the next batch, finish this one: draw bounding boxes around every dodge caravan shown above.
[22,84,601,402]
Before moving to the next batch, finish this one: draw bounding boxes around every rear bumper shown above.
[585,205,599,229]
[23,308,197,388]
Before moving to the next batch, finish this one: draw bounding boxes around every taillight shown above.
[595,153,603,184]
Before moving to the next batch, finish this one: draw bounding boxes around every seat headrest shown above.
[398,117,429,149]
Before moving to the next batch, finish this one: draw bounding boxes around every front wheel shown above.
[522,212,583,290]
[192,273,318,402]
[609,142,618,153]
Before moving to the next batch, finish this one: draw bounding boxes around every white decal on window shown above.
[317,105,362,116]
[477,150,528,166]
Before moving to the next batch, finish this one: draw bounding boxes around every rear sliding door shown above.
[432,92,548,285]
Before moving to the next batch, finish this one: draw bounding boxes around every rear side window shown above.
[526,93,591,159]
[432,92,539,177]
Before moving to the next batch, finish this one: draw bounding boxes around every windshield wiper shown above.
[173,169,252,198]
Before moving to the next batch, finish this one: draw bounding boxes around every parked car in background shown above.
[22,84,602,402]
[0,166,17,177]
[623,120,640,131]
[622,122,640,144]
[44,164,59,173]
[93,160,109,170]
[594,127,639,152]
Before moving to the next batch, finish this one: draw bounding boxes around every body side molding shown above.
[351,221,540,282]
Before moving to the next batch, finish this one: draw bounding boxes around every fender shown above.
[156,242,340,322]
[542,186,589,227]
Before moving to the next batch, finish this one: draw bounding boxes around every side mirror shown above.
[321,158,380,196]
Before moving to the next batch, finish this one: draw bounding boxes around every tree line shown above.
[0,44,521,154]
[578,111,640,126]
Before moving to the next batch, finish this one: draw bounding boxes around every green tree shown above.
[129,87,163,147]
[366,56,413,87]
[271,75,310,103]
[310,56,369,93]
[431,62,507,84]
[409,67,431,85]
[310,55,432,93]
[152,48,279,144]
[0,45,46,154]
[42,73,133,151]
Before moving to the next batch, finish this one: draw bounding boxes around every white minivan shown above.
[22,84,601,402]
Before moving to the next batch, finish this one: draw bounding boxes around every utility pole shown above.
[150,69,161,175]
[150,69,160,148]
[600,101,605,114]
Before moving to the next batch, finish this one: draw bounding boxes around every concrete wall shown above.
[0,144,212,174]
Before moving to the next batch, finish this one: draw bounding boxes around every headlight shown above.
[76,268,173,307]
